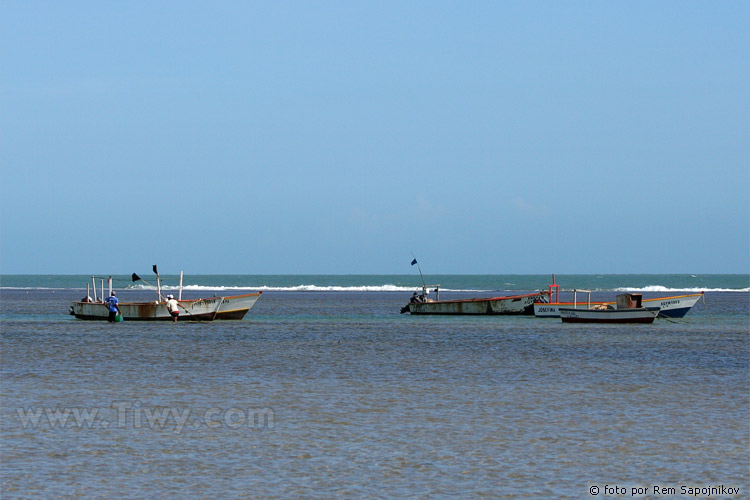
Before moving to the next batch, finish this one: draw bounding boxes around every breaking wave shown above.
[126,284,484,293]
[613,286,749,293]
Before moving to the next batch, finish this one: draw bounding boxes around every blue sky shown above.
[1,1,748,275]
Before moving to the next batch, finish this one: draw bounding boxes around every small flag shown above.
[411,258,418,266]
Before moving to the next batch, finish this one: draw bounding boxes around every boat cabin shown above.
[616,293,643,309]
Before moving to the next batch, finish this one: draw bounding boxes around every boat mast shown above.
[410,253,427,295]
[153,264,162,301]
[548,274,560,303]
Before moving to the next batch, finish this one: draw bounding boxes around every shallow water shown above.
[1,288,748,498]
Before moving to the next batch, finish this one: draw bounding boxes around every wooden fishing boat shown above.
[533,275,703,318]
[70,293,262,321]
[400,285,546,315]
[558,292,660,324]
[69,270,262,321]
[399,259,546,315]
[559,306,660,324]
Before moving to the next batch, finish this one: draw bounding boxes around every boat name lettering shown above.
[190,298,220,309]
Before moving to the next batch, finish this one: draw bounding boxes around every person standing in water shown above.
[166,295,180,323]
[104,291,121,322]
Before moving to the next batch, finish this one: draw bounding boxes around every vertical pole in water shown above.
[179,271,183,300]
[91,276,97,302]
[108,276,112,297]
[101,279,104,302]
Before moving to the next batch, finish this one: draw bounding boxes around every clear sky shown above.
[1,1,748,275]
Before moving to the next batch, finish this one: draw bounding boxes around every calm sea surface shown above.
[1,275,748,498]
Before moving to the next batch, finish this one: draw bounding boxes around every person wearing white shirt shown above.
[166,295,180,323]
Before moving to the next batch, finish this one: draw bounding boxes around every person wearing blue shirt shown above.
[104,291,121,322]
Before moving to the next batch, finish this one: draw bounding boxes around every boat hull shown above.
[559,307,660,324]
[535,293,702,318]
[70,292,262,321]
[406,293,543,315]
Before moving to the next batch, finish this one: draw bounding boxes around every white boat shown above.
[70,293,262,321]
[533,275,703,318]
[559,306,660,324]
[559,292,660,324]
[69,270,262,321]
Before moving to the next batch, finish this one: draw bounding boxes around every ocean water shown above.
[1,275,748,498]
[2,273,748,293]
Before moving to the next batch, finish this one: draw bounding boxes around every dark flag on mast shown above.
[410,256,426,289]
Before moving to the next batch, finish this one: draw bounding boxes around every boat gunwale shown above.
[71,291,263,306]
[417,292,545,305]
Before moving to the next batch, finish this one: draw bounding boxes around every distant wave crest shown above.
[613,285,749,293]
[125,283,481,293]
